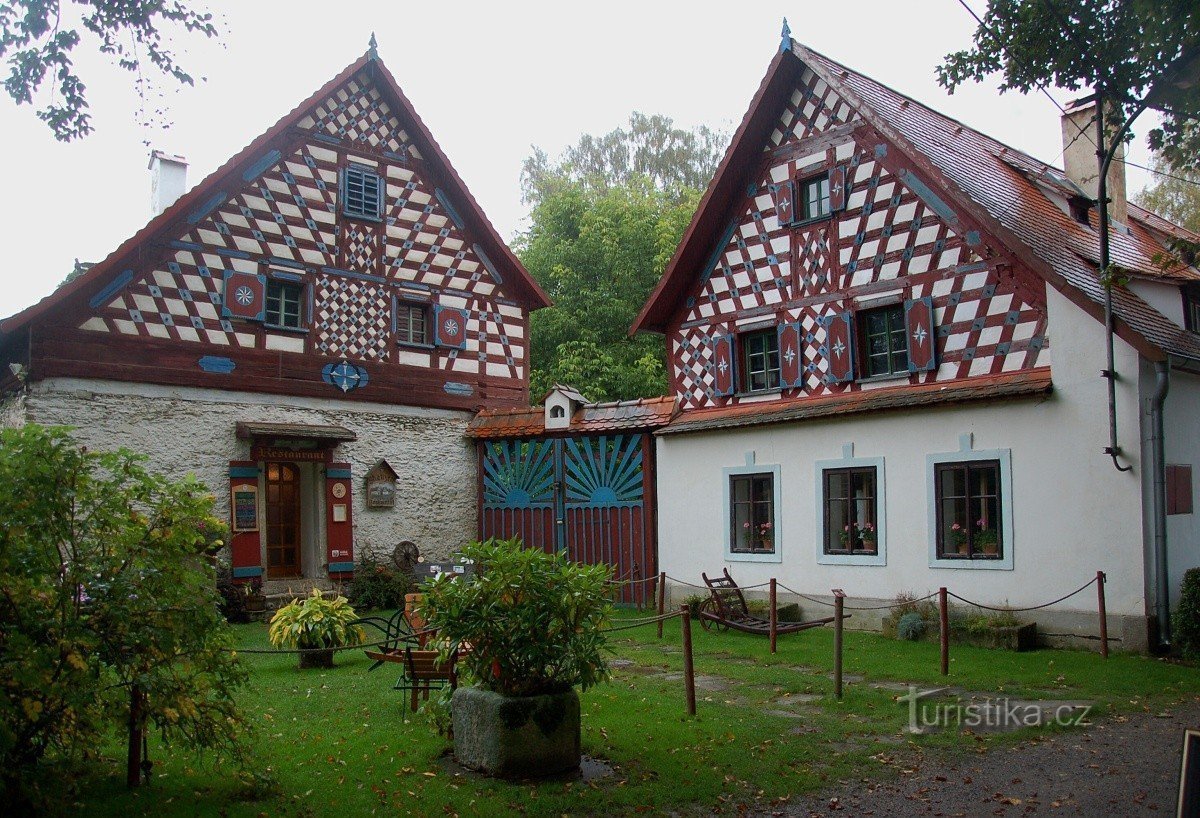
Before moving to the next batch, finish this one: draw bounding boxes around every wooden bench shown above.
[364,646,458,712]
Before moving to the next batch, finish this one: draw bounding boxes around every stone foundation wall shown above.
[25,378,476,563]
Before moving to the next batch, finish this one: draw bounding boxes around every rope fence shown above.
[656,568,1114,696]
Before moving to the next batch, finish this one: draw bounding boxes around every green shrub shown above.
[216,563,251,624]
[881,592,938,638]
[419,538,612,697]
[1174,567,1200,659]
[896,611,927,641]
[345,553,412,611]
[268,589,366,652]
[682,594,707,618]
[0,425,252,807]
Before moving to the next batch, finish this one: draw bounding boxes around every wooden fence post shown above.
[769,578,778,654]
[833,589,846,701]
[1097,570,1109,659]
[657,571,666,639]
[680,605,696,717]
[938,587,949,676]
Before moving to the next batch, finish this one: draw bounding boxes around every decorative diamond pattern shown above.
[314,275,390,361]
[300,76,407,153]
[668,68,1049,411]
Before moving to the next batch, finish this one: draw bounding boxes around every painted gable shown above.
[668,64,1047,410]
[59,60,533,408]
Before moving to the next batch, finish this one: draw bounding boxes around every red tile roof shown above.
[632,41,1200,363]
[658,369,1052,436]
[467,395,679,439]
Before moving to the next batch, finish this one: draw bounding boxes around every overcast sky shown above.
[0,0,1159,318]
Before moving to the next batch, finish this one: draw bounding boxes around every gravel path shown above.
[772,698,1200,817]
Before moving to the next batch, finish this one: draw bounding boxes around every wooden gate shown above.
[479,433,657,605]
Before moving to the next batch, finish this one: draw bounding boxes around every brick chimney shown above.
[1060,98,1127,227]
[148,150,188,217]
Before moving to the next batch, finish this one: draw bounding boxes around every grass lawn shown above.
[73,610,1200,816]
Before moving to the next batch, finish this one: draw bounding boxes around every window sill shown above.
[857,371,910,385]
[726,549,782,564]
[396,340,435,350]
[930,555,1011,571]
[734,387,783,399]
[341,212,383,224]
[791,214,832,229]
[818,550,886,567]
[264,324,309,335]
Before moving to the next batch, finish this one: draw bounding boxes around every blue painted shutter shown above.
[824,312,856,384]
[432,304,469,349]
[904,296,937,372]
[711,334,737,397]
[777,321,804,389]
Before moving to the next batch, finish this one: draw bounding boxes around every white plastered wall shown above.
[22,378,476,564]
[656,286,1148,641]
[1152,365,1200,609]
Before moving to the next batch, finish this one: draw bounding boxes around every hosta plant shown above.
[268,588,365,669]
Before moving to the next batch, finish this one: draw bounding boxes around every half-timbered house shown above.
[0,45,550,586]
[633,37,1200,651]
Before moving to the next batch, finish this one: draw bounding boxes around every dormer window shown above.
[341,164,383,220]
[1185,284,1200,333]
[799,174,831,222]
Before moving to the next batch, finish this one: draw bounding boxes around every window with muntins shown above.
[1185,284,1200,333]
[396,302,428,345]
[859,304,909,377]
[730,473,775,554]
[265,280,303,329]
[740,329,780,393]
[800,174,831,221]
[935,460,1002,559]
[342,165,382,220]
[823,467,878,555]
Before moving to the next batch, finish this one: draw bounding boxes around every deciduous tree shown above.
[0,0,220,141]
[938,0,1199,170]
[0,425,253,808]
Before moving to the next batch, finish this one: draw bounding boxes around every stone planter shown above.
[954,622,1039,652]
[452,686,580,778]
[299,647,335,669]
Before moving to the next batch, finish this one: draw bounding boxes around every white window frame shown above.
[815,449,887,567]
[722,461,783,564]
[927,443,1014,571]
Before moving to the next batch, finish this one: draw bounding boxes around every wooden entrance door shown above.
[265,462,302,578]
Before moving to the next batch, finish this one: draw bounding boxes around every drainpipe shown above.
[1149,359,1170,648]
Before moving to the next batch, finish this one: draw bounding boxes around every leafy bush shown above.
[896,612,927,641]
[682,594,707,618]
[216,563,251,624]
[268,589,366,651]
[881,592,939,638]
[419,538,612,697]
[0,425,252,806]
[959,608,1022,634]
[1174,568,1200,659]
[345,553,412,611]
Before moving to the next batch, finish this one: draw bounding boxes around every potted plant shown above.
[975,520,999,555]
[242,576,266,613]
[420,537,612,779]
[950,522,970,554]
[268,588,365,669]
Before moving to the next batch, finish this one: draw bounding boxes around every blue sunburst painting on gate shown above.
[482,439,556,509]
[563,435,643,508]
